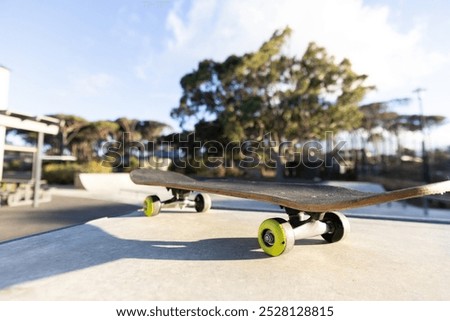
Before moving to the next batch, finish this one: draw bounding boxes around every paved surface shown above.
[0,207,449,300]
[0,195,139,243]
[0,176,449,300]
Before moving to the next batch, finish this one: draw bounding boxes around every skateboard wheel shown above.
[258,218,295,257]
[194,193,211,213]
[321,211,350,243]
[143,195,161,217]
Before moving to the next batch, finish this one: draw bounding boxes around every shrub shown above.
[43,163,81,185]
[79,160,113,174]
[43,160,113,184]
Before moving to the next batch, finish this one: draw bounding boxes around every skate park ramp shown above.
[77,173,173,201]
[78,173,148,193]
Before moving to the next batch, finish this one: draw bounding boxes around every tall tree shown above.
[89,120,120,158]
[359,99,410,159]
[47,114,89,155]
[136,120,171,141]
[359,101,445,154]
[171,27,373,177]
[114,117,171,169]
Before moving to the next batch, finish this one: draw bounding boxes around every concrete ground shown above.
[0,195,139,243]
[0,178,449,300]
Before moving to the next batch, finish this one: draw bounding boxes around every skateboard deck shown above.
[130,169,450,212]
[130,169,450,257]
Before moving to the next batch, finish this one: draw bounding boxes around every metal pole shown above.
[0,125,5,181]
[413,88,429,215]
[33,131,44,208]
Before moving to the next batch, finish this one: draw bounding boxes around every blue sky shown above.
[1,0,449,147]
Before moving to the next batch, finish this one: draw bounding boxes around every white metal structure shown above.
[0,110,60,207]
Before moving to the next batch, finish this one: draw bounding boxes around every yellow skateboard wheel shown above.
[258,218,295,257]
[143,195,161,217]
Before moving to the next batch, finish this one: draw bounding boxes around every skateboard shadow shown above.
[295,239,327,246]
[0,224,268,290]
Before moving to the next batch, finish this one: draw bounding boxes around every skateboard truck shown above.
[143,188,212,217]
[258,209,350,256]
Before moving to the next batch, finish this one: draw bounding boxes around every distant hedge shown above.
[43,161,112,184]
[43,163,81,185]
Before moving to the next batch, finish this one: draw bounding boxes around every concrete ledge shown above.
[0,209,449,300]
[75,173,167,201]
[77,173,142,192]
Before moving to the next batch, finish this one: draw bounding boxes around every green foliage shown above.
[34,114,171,165]
[359,100,446,161]
[171,27,373,145]
[79,160,113,174]
[119,156,141,173]
[43,163,81,185]
[43,160,113,184]
[6,159,22,171]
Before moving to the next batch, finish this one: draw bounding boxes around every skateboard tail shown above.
[311,180,450,212]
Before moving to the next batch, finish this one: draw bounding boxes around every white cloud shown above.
[166,0,219,51]
[134,60,152,80]
[73,72,118,95]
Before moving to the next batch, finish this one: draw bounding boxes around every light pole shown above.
[413,88,429,215]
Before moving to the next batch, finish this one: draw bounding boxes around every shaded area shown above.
[0,195,139,243]
[0,223,267,290]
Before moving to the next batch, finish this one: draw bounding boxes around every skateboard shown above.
[130,169,450,257]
